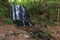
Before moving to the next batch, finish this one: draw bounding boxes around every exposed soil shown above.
[48,26,60,40]
[0,18,60,40]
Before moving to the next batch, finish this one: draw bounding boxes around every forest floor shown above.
[0,18,60,40]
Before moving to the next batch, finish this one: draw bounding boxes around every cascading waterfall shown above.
[21,6,32,26]
[10,3,16,21]
[15,5,20,20]
[10,3,32,26]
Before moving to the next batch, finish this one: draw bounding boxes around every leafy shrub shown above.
[0,7,5,18]
[4,18,13,25]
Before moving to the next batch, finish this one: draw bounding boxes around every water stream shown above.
[10,3,32,26]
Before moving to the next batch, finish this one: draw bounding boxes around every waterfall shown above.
[21,6,27,26]
[22,6,32,26]
[10,3,21,20]
[10,3,32,26]
[22,6,27,20]
[10,3,16,21]
[15,5,20,20]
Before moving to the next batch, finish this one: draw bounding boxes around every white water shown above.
[10,3,16,21]
[10,3,32,26]
[15,5,20,20]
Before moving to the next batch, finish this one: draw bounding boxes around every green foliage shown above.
[0,0,60,26]
[48,20,55,26]
[4,18,13,25]
[0,7,5,18]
